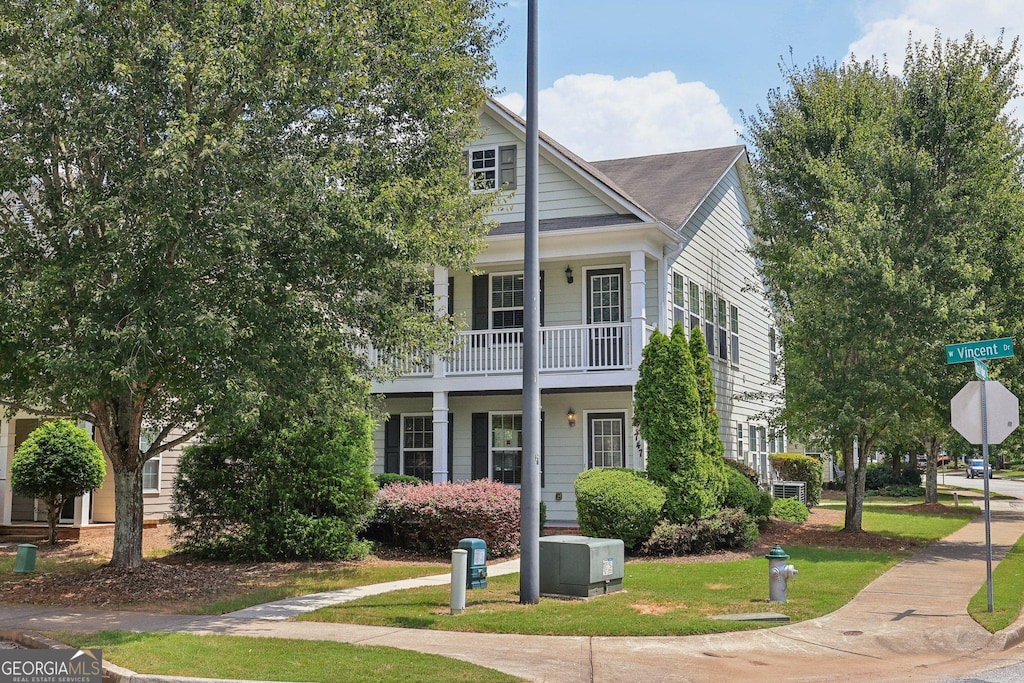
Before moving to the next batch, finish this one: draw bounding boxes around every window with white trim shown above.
[688,282,700,333]
[588,413,626,468]
[704,290,715,356]
[491,413,522,484]
[401,414,434,481]
[672,273,687,327]
[140,428,160,493]
[469,146,497,192]
[730,305,740,364]
[769,327,778,379]
[491,273,524,329]
[736,423,744,463]
[717,297,728,360]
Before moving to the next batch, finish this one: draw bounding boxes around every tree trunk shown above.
[925,439,939,504]
[46,496,61,546]
[111,466,144,569]
[843,435,868,532]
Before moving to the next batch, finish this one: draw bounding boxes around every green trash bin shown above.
[13,544,37,574]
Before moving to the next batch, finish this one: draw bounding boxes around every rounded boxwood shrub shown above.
[574,467,666,550]
[723,466,772,522]
[373,480,521,557]
[770,497,809,522]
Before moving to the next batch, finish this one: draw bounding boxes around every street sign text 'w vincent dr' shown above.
[945,337,1015,364]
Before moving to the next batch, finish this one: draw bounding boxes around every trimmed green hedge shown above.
[640,508,758,556]
[722,466,772,523]
[769,452,823,507]
[771,497,809,522]
[574,468,666,550]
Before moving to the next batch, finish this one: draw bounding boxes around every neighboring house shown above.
[0,412,181,528]
[372,98,785,524]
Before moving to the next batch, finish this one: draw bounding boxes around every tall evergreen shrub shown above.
[687,325,728,506]
[634,324,719,522]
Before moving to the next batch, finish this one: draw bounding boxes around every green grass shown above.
[57,632,521,683]
[855,505,977,540]
[191,561,449,615]
[301,547,902,636]
[969,533,1024,632]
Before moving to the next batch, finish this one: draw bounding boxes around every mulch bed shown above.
[0,504,956,611]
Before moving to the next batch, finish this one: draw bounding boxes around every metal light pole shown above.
[519,0,541,605]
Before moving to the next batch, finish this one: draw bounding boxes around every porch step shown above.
[542,521,580,536]
[0,525,80,543]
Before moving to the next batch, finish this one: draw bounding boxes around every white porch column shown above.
[630,250,647,369]
[656,253,669,332]
[0,419,11,525]
[433,266,449,380]
[73,491,92,528]
[432,391,449,483]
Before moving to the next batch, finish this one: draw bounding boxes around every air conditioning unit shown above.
[772,480,807,504]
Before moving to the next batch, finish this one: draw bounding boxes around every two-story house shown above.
[372,98,784,524]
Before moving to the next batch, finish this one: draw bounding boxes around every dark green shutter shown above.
[472,274,488,330]
[448,276,455,316]
[384,416,401,473]
[472,412,489,480]
[539,270,545,326]
[540,412,545,488]
[499,145,517,190]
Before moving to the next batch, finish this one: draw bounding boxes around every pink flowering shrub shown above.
[373,480,521,557]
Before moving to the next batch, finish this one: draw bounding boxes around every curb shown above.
[989,619,1024,651]
[0,630,304,683]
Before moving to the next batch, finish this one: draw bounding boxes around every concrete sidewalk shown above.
[4,499,1024,682]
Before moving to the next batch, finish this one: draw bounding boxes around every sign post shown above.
[948,338,1019,612]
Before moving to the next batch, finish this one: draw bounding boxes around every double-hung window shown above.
[688,282,700,334]
[491,413,523,484]
[717,297,728,360]
[730,305,740,364]
[588,412,626,468]
[704,291,715,356]
[401,415,434,481]
[469,147,497,191]
[672,273,687,327]
[140,428,161,493]
[491,273,524,329]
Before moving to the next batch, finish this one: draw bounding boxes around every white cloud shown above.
[498,71,741,161]
[849,0,1024,117]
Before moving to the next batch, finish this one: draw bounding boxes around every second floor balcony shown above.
[371,321,645,380]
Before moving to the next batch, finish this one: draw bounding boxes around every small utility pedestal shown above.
[539,535,624,598]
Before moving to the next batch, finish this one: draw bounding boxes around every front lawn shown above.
[969,533,1024,632]
[58,632,521,683]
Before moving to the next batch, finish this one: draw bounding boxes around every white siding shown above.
[669,166,779,468]
[475,112,622,222]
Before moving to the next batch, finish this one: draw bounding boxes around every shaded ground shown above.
[0,503,970,612]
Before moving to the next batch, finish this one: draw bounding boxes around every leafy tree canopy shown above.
[0,0,501,566]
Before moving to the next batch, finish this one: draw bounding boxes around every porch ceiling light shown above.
[565,265,573,284]
[567,408,577,427]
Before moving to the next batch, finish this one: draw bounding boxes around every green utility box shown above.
[539,535,624,598]
[13,544,37,574]
[458,538,487,589]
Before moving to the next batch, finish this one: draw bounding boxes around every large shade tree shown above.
[0,0,500,568]
[746,34,1024,530]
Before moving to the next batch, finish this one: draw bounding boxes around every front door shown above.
[587,268,624,368]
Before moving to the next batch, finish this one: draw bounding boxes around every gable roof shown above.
[592,146,747,229]
[482,98,747,234]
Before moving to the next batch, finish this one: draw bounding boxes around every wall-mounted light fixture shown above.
[564,265,574,284]
[567,408,577,427]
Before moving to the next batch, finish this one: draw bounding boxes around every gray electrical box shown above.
[539,535,624,598]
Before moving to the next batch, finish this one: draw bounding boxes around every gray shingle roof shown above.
[592,146,746,228]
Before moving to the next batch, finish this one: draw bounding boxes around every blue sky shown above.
[487,1,1024,160]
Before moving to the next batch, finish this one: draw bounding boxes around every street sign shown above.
[950,380,1020,445]
[946,337,1015,364]
[975,359,989,381]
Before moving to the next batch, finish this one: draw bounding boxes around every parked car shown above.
[966,458,990,478]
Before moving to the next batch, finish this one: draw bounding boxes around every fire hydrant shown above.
[765,544,798,602]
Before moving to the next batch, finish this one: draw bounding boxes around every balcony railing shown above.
[372,322,635,378]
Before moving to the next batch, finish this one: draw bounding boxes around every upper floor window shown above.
[717,297,728,361]
[730,305,740,364]
[491,273,524,329]
[672,273,687,327]
[704,290,715,356]
[688,282,700,333]
[769,327,779,379]
[470,147,497,191]
[469,144,517,193]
